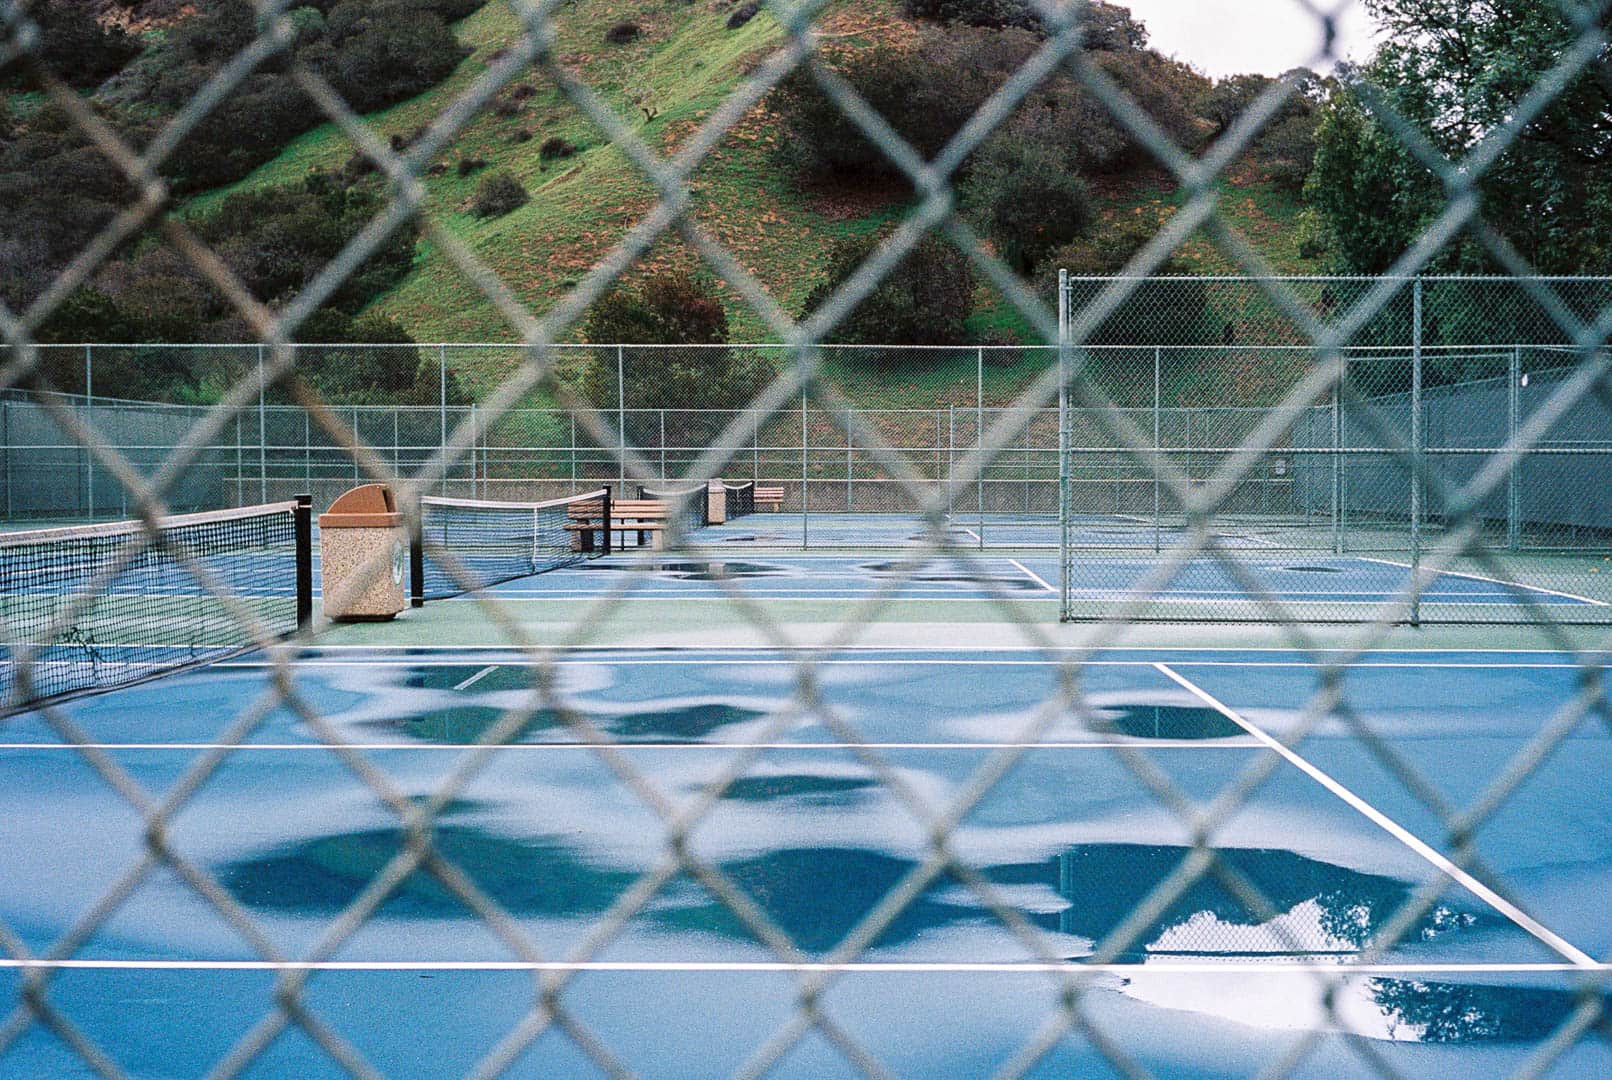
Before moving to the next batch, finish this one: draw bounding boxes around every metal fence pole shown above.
[258,344,268,504]
[439,343,448,496]
[659,408,666,482]
[1411,278,1424,626]
[1058,269,1070,620]
[83,344,94,518]
[948,405,956,519]
[393,409,400,485]
[800,384,809,548]
[977,346,984,549]
[1509,344,1522,552]
[470,402,478,497]
[617,345,627,492]
[352,405,361,486]
[304,411,312,495]
[1153,346,1162,554]
[846,408,853,512]
[570,412,578,489]
[1332,371,1343,555]
[236,412,244,507]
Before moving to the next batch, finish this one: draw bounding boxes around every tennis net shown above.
[721,480,756,520]
[413,488,610,602]
[638,484,710,540]
[0,498,313,713]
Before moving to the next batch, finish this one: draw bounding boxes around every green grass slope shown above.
[197,0,1320,364]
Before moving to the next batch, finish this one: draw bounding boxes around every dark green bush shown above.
[902,1,1147,48]
[577,273,767,413]
[605,21,641,44]
[801,230,976,346]
[539,136,578,160]
[727,2,761,29]
[471,172,529,218]
[0,1,141,88]
[961,134,1092,273]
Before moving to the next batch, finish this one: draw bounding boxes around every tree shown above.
[578,273,771,414]
[801,230,976,346]
[961,134,1092,273]
[1305,2,1612,275]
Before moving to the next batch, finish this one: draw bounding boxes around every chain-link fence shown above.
[1058,278,1612,624]
[5,0,1612,1076]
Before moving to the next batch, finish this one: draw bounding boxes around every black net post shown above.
[409,511,425,609]
[601,486,613,555]
[294,494,313,628]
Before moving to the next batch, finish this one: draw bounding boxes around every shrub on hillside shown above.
[0,1,141,88]
[1043,217,1218,347]
[961,134,1093,273]
[577,273,769,413]
[539,136,578,160]
[772,23,1207,185]
[771,30,1019,180]
[605,21,642,44]
[801,231,976,346]
[727,2,762,29]
[902,1,1147,49]
[471,172,529,218]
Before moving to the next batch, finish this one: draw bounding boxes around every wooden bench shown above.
[755,485,785,512]
[567,499,671,551]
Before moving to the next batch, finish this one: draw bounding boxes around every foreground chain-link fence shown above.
[4,0,1612,1077]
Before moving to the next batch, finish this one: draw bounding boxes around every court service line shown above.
[452,665,500,692]
[1008,559,1058,594]
[1357,557,1610,607]
[1,959,1607,974]
[1153,663,1599,969]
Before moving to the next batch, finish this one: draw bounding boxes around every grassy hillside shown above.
[181,0,1320,404]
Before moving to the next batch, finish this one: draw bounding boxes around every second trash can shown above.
[319,484,407,622]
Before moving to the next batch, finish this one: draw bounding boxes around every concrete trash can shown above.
[319,484,407,622]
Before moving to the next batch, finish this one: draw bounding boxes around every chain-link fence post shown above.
[800,383,809,548]
[439,343,448,497]
[1153,345,1162,554]
[658,408,666,482]
[1411,278,1424,627]
[570,412,578,490]
[1332,368,1343,555]
[948,404,956,519]
[304,411,312,495]
[257,344,268,504]
[1509,344,1522,552]
[1057,269,1070,621]
[82,344,94,519]
[976,346,984,550]
[845,407,853,512]
[617,345,626,493]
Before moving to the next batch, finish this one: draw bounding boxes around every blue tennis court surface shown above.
[417,551,1606,613]
[4,646,1610,1077]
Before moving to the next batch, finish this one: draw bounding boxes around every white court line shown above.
[0,740,1265,752]
[257,644,1612,654]
[1153,663,1599,969]
[1008,559,1058,594]
[0,959,1605,974]
[452,665,499,692]
[214,658,1601,670]
[1358,556,1611,607]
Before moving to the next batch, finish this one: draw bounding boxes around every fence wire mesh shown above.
[2,0,1612,1077]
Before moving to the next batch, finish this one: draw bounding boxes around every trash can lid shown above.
[318,484,402,528]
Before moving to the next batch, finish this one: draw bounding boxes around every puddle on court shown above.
[859,561,1047,592]
[1095,704,1242,740]
[582,560,790,580]
[708,774,880,803]
[364,702,767,744]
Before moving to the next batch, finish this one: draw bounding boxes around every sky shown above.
[1118,0,1380,79]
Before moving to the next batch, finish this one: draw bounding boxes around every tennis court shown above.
[3,637,1610,1077]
